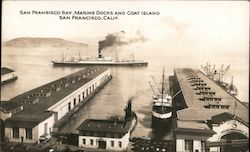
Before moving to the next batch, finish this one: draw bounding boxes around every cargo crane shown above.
[201,63,238,96]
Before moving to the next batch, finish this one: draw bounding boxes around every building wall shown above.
[37,114,55,141]
[0,112,11,121]
[208,120,248,142]
[176,139,184,152]
[5,114,54,143]
[48,69,111,121]
[79,132,130,151]
[1,72,16,82]
[5,126,38,143]
[193,140,201,151]
[176,139,204,152]
[207,119,249,152]
[175,133,209,152]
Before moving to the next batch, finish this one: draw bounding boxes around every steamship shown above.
[150,68,173,129]
[51,49,148,66]
[150,68,182,129]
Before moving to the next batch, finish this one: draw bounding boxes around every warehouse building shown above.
[171,68,248,152]
[3,67,111,143]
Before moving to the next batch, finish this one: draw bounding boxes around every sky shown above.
[2,1,249,42]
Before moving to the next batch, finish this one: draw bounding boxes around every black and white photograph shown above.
[1,1,249,152]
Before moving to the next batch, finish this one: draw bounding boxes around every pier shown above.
[2,67,112,144]
[170,68,248,152]
[1,67,18,85]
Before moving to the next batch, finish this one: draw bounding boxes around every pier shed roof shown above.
[175,120,216,135]
[5,107,54,128]
[174,68,248,125]
[5,67,109,128]
[0,101,22,112]
[1,67,14,75]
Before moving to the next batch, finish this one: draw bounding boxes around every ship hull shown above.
[52,61,148,66]
[151,112,172,129]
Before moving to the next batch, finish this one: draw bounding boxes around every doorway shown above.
[98,141,106,149]
[220,132,248,152]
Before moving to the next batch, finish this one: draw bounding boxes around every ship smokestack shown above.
[124,98,132,121]
[98,47,102,58]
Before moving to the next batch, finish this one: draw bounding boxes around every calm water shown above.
[1,39,249,139]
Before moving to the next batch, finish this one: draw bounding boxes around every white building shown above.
[1,67,17,85]
[78,119,131,151]
[4,67,111,143]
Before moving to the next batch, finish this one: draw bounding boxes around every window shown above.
[74,98,76,106]
[185,140,193,152]
[25,128,32,139]
[44,123,48,134]
[111,141,114,147]
[82,92,85,99]
[119,141,122,148]
[83,139,86,145]
[79,95,81,102]
[13,127,19,138]
[201,141,206,152]
[90,139,94,145]
[68,102,71,111]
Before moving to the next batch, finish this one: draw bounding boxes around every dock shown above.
[53,75,112,132]
[2,67,112,144]
[1,67,18,85]
[170,68,248,152]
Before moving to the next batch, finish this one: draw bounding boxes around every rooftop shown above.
[0,101,22,112]
[175,120,215,135]
[1,67,14,75]
[174,68,248,124]
[5,67,109,128]
[77,119,131,134]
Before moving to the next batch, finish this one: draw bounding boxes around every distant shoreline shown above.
[2,37,88,48]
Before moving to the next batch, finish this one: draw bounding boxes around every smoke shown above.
[163,16,189,39]
[129,30,148,43]
[98,32,127,52]
[128,96,135,102]
[98,30,148,51]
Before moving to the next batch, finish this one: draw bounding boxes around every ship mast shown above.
[61,51,65,62]
[229,76,234,92]
[115,49,118,61]
[148,82,157,96]
[161,67,165,112]
[133,51,135,61]
[78,50,81,61]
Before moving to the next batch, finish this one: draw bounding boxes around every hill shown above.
[3,37,88,48]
